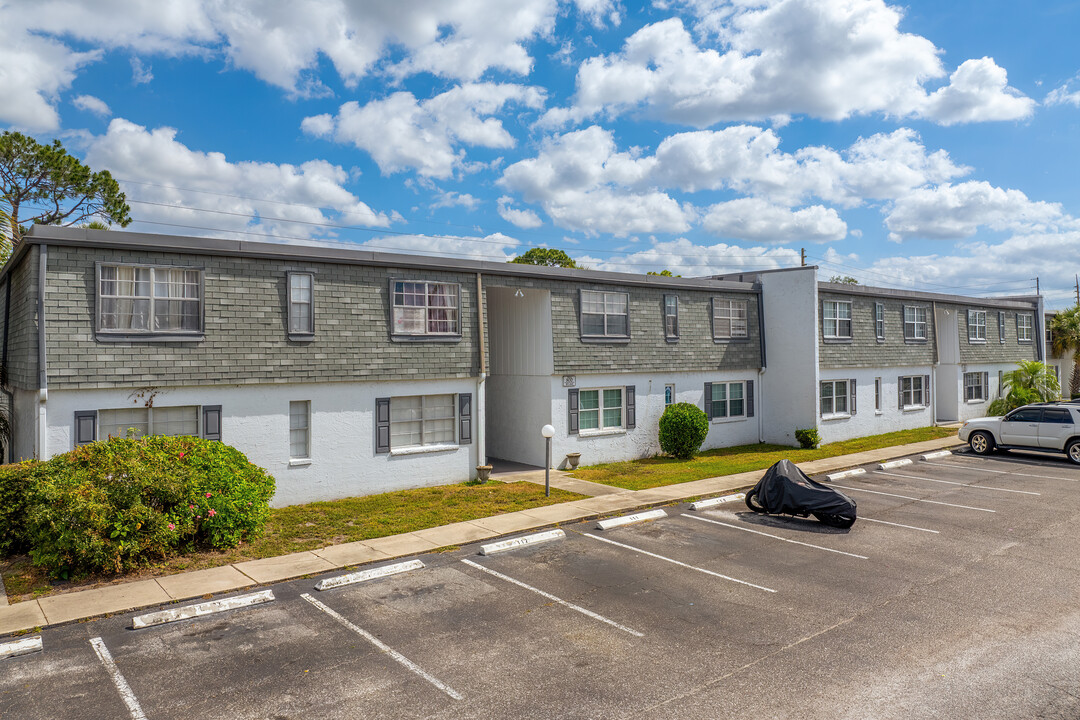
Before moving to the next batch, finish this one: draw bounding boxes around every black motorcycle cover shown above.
[751,459,857,517]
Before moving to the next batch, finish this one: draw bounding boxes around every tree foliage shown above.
[0,131,131,258]
[1049,306,1080,397]
[647,269,681,277]
[508,247,577,268]
[829,275,859,284]
[987,360,1062,415]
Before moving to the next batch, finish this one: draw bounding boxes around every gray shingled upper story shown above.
[949,302,1039,364]
[14,227,761,390]
[3,244,40,390]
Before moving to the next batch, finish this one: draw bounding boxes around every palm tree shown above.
[987,360,1062,415]
[1050,307,1080,398]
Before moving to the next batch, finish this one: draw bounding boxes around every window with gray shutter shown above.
[703,382,712,418]
[74,411,97,446]
[898,376,904,410]
[746,380,754,418]
[924,375,931,407]
[202,406,222,441]
[849,379,857,415]
[458,393,472,444]
[375,398,391,453]
[567,389,579,434]
[625,386,636,429]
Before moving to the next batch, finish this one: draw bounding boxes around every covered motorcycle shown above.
[745,459,857,528]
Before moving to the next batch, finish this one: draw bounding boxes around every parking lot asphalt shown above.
[2,447,1078,719]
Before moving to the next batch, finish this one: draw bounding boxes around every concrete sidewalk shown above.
[0,435,963,636]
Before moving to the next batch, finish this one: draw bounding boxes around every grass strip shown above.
[571,426,956,491]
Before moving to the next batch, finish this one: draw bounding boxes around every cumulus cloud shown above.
[355,231,521,262]
[85,118,392,242]
[701,199,846,243]
[1045,75,1080,107]
[577,237,802,275]
[884,181,1071,242]
[497,196,544,229]
[73,94,111,117]
[304,83,545,178]
[541,0,1033,128]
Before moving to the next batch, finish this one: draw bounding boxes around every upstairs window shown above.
[713,299,748,339]
[822,301,852,339]
[904,306,927,340]
[98,265,202,336]
[392,281,459,337]
[968,310,987,342]
[663,295,679,340]
[288,272,314,337]
[875,303,885,340]
[1017,313,1033,342]
[580,290,629,338]
[998,311,1006,344]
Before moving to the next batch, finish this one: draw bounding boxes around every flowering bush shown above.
[0,435,275,577]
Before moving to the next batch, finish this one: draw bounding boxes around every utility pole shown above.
[1076,274,1079,306]
[1036,276,1040,296]
[800,248,806,267]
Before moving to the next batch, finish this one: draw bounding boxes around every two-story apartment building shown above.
[716,267,1045,445]
[0,226,764,506]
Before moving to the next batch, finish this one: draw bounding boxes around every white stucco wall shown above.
[549,370,763,467]
[936,364,961,422]
[485,374,552,467]
[44,378,480,507]
[756,268,819,446]
[817,366,935,444]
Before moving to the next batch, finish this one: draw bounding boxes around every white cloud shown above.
[701,198,847,243]
[541,1,1032,128]
[305,83,545,179]
[1045,75,1080,107]
[85,118,392,242]
[497,196,544,229]
[884,181,1070,242]
[430,190,480,210]
[130,56,154,85]
[577,237,801,275]
[72,94,111,117]
[356,231,521,262]
[573,0,622,27]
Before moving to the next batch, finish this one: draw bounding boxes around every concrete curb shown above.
[879,458,914,469]
[131,589,275,629]
[922,450,953,460]
[827,468,867,481]
[315,560,425,591]
[597,509,667,530]
[0,434,964,636]
[690,493,745,511]
[480,530,565,556]
[0,636,41,660]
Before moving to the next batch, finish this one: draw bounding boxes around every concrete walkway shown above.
[0,435,963,636]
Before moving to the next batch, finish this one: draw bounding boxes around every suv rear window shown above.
[1042,409,1074,424]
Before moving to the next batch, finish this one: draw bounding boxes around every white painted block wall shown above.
[816,367,935,444]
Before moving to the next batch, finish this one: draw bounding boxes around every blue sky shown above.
[3,0,1080,307]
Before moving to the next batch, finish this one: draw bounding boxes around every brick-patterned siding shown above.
[5,245,39,390]
[818,292,936,369]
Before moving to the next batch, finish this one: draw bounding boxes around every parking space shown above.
[2,450,1078,719]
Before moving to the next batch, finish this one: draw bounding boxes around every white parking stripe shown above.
[682,515,868,560]
[301,593,463,700]
[582,531,778,592]
[922,460,1076,481]
[873,470,1041,495]
[859,517,939,534]
[829,484,996,513]
[90,637,148,720]
[461,558,644,636]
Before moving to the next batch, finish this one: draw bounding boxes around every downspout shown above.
[756,283,766,443]
[476,273,487,468]
[2,275,10,462]
[37,244,48,459]
[931,301,939,425]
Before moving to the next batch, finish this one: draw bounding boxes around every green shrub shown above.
[795,427,820,450]
[658,402,709,459]
[0,461,34,555]
[2,435,274,577]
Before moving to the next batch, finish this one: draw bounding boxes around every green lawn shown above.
[1,480,583,603]
[571,426,957,491]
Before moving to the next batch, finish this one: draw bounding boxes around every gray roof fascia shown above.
[711,266,819,282]
[816,280,1040,311]
[25,225,757,293]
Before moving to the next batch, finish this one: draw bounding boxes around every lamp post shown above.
[541,424,555,497]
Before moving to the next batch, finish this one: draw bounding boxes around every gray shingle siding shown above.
[5,244,39,390]
[951,304,1038,363]
[44,246,482,389]
[818,292,936,369]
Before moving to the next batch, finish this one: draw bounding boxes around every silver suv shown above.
[959,402,1080,465]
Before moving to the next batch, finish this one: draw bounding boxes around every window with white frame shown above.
[875,303,885,340]
[904,306,927,340]
[665,383,675,406]
[820,380,849,416]
[1018,313,1033,342]
[710,381,745,418]
[998,311,1006,344]
[964,372,986,402]
[391,281,459,337]
[968,310,986,341]
[98,265,202,335]
[713,299,748,339]
[288,272,314,336]
[289,401,310,459]
[663,295,678,339]
[579,388,624,431]
[390,394,456,447]
[901,375,925,407]
[580,290,629,338]
[874,377,882,412]
[822,301,852,339]
[99,405,199,440]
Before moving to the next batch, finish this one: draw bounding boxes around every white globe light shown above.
[541,424,555,438]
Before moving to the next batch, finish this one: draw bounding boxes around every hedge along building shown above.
[716,267,1045,445]
[0,225,764,506]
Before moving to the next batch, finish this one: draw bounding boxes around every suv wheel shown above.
[969,431,994,455]
[1067,439,1080,466]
